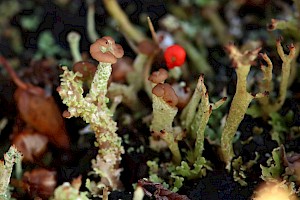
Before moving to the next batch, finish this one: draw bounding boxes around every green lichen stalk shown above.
[180,75,204,138]
[221,45,266,170]
[151,95,178,134]
[67,31,82,63]
[86,0,99,43]
[151,95,182,164]
[58,36,125,191]
[258,41,296,118]
[193,93,226,161]
[102,0,145,44]
[52,177,89,200]
[0,145,22,200]
[181,75,226,162]
[149,69,183,164]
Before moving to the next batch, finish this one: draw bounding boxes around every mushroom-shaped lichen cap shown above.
[148,68,169,84]
[152,83,178,107]
[90,36,124,64]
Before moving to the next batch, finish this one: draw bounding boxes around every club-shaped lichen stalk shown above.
[258,40,296,118]
[149,69,182,164]
[220,44,266,170]
[58,36,124,191]
[67,31,82,63]
[0,146,22,199]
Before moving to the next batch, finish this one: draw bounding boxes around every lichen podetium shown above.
[58,36,125,192]
[0,146,22,200]
[221,44,266,170]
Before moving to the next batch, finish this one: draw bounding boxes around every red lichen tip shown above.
[246,47,262,58]
[267,19,277,31]
[209,105,213,114]
[196,74,205,89]
[258,53,264,58]
[276,36,283,43]
[90,36,124,64]
[259,52,268,61]
[224,42,235,53]
[148,68,169,83]
[152,83,178,107]
[289,43,295,50]
[164,44,186,69]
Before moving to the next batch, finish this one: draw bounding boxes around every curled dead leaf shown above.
[1,56,70,149]
[14,86,69,149]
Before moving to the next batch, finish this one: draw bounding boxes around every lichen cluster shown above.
[58,37,125,192]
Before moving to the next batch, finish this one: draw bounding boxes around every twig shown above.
[0,56,27,90]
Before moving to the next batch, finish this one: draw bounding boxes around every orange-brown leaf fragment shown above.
[14,86,70,149]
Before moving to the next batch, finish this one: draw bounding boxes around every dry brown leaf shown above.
[14,86,69,149]
[1,55,69,149]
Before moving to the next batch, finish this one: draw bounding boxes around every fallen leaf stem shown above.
[0,56,27,90]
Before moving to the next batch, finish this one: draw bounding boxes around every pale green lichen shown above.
[151,95,178,134]
[180,75,204,136]
[268,111,294,145]
[102,0,145,44]
[58,45,124,191]
[108,83,141,111]
[260,146,283,181]
[147,160,185,192]
[174,157,212,180]
[86,0,99,43]
[150,87,182,164]
[150,95,181,163]
[0,146,22,200]
[267,0,300,88]
[147,160,165,184]
[181,75,225,163]
[52,178,89,200]
[67,31,82,63]
[257,41,296,119]
[220,44,266,170]
[146,74,224,191]
[133,186,144,200]
[232,153,259,186]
